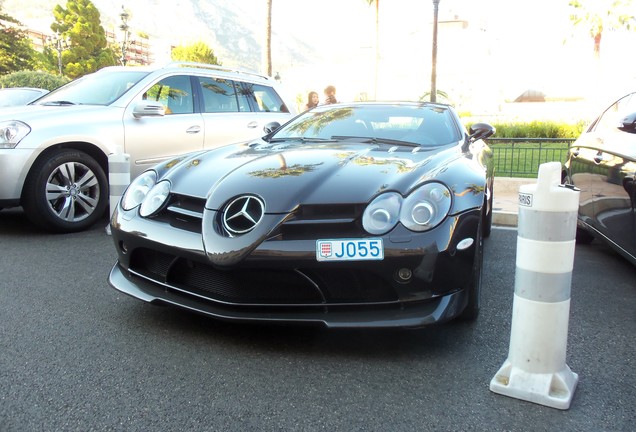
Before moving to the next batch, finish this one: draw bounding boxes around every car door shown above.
[241,81,294,131]
[582,93,636,258]
[123,74,204,178]
[196,76,265,148]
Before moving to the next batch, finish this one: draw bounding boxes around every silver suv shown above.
[0,62,296,232]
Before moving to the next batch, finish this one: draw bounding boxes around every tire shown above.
[482,186,493,238]
[460,212,484,321]
[23,149,108,233]
[575,227,595,244]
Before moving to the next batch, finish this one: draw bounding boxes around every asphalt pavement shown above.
[0,202,634,432]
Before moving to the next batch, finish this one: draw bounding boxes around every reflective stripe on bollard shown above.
[106,147,130,235]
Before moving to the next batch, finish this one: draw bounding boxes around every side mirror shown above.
[263,121,281,134]
[468,123,496,142]
[132,101,165,118]
[618,112,636,133]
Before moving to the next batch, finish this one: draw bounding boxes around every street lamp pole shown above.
[430,0,440,103]
[119,6,131,66]
[47,33,67,75]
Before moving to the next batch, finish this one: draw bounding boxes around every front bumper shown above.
[109,263,470,328]
[108,206,481,328]
[0,149,36,206]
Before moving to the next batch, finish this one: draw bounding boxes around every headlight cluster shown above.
[121,171,171,217]
[0,121,31,149]
[362,183,452,234]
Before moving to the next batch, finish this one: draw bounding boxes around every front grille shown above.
[153,194,206,233]
[168,260,323,304]
[154,196,367,240]
[127,248,398,306]
[277,203,366,240]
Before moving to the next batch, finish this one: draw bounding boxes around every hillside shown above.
[2,0,315,72]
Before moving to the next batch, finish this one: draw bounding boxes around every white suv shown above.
[0,62,296,232]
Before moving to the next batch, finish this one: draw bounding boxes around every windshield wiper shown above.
[268,137,337,143]
[331,136,420,147]
[41,100,76,106]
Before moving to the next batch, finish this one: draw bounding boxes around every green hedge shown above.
[467,120,586,139]
[0,70,70,91]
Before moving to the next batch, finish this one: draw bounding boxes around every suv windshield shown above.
[36,69,150,106]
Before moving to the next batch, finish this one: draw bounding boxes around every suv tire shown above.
[23,149,108,233]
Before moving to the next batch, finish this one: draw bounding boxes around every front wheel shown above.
[459,212,484,321]
[23,149,108,233]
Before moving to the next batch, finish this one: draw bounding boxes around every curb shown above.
[492,177,536,228]
[493,211,518,228]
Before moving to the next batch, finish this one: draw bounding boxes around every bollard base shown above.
[490,359,578,410]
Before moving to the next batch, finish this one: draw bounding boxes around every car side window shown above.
[199,77,250,113]
[242,83,289,113]
[145,75,194,115]
[595,93,635,133]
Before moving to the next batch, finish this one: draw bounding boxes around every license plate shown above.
[316,238,384,262]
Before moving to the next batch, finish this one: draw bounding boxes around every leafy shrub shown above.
[0,70,70,91]
[467,120,586,139]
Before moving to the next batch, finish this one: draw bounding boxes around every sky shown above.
[5,0,636,120]
[257,0,636,120]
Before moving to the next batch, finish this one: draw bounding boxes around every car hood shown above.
[161,140,464,213]
[0,103,120,123]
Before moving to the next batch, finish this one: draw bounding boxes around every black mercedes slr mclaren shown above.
[108,102,495,328]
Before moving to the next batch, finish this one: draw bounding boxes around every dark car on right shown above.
[564,91,636,265]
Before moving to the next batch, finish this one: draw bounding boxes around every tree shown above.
[171,41,221,65]
[264,0,273,77]
[419,89,451,104]
[365,0,380,99]
[569,0,635,58]
[0,13,38,74]
[50,0,117,78]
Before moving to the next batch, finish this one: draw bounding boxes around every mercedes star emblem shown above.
[222,195,265,235]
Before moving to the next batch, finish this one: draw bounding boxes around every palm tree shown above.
[569,0,635,59]
[264,0,273,76]
[365,0,379,99]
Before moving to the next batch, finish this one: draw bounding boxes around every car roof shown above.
[96,62,275,85]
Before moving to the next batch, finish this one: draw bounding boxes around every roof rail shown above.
[163,62,272,81]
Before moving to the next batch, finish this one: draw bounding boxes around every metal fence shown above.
[487,138,574,178]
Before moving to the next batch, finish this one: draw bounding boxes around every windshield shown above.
[272,104,462,147]
[36,69,150,106]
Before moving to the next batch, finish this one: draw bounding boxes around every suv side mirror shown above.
[618,112,636,133]
[132,101,166,118]
[263,121,281,134]
[468,123,496,142]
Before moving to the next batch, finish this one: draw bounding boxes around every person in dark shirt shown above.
[323,85,338,104]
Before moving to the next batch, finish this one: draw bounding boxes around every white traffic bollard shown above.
[106,146,130,235]
[490,161,580,410]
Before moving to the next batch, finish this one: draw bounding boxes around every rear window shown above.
[199,77,250,113]
[242,83,289,113]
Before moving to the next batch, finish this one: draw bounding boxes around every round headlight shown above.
[400,183,451,232]
[362,192,401,235]
[121,171,156,211]
[140,180,171,217]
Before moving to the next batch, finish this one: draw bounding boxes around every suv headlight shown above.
[121,171,157,211]
[0,121,31,149]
